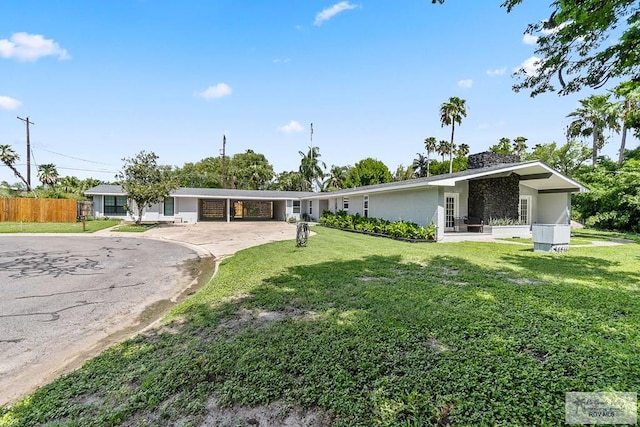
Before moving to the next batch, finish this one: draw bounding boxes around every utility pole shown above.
[17,116,34,189]
[220,134,227,188]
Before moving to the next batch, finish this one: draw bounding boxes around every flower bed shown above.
[319,210,437,241]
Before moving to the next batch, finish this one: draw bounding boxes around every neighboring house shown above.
[85,153,587,241]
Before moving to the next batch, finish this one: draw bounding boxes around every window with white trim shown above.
[293,200,301,214]
[164,197,174,216]
[104,196,127,215]
[363,195,369,218]
[309,200,313,216]
[342,197,349,211]
[519,196,532,224]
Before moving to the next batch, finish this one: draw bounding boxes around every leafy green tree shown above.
[37,163,59,188]
[393,164,415,181]
[522,141,591,176]
[0,144,31,192]
[567,94,621,167]
[412,153,429,178]
[489,137,513,154]
[298,146,326,191]
[173,157,222,188]
[227,150,274,190]
[512,137,528,156]
[434,1,640,96]
[324,165,350,191]
[345,158,393,187]
[573,159,640,232]
[439,97,467,173]
[269,171,305,191]
[424,136,437,177]
[457,143,470,158]
[436,140,449,162]
[611,81,640,165]
[116,151,177,224]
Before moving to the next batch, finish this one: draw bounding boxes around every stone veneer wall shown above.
[468,152,520,169]
[467,152,521,222]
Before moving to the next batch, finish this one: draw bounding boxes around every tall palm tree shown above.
[0,144,31,191]
[513,137,528,156]
[324,165,349,191]
[439,96,467,173]
[611,81,640,165]
[298,146,326,191]
[567,94,620,167]
[457,143,470,158]
[37,163,59,188]
[424,136,437,177]
[436,140,449,162]
[412,153,428,178]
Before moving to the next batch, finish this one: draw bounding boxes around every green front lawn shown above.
[2,227,639,426]
[111,223,158,232]
[0,219,121,233]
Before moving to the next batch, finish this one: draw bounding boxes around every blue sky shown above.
[0,1,636,185]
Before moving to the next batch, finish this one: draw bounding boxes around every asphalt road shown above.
[0,236,199,406]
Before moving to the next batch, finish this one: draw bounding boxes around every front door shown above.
[444,193,458,231]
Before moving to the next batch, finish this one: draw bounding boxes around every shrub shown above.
[320,211,436,241]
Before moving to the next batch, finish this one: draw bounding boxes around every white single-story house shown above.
[85,153,587,241]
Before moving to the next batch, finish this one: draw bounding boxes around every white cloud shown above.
[0,96,21,110]
[515,56,543,76]
[457,79,473,89]
[197,83,232,99]
[523,34,538,45]
[486,67,506,76]
[0,32,70,61]
[278,120,304,134]
[314,2,358,26]
[541,21,569,36]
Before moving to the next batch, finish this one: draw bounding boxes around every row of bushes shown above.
[319,210,437,241]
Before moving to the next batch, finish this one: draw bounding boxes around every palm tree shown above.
[298,146,326,191]
[513,137,528,156]
[439,97,467,173]
[611,81,640,165]
[436,140,450,166]
[324,165,349,191]
[424,136,437,177]
[37,163,59,188]
[412,153,428,178]
[0,144,31,191]
[457,143,470,158]
[567,94,620,167]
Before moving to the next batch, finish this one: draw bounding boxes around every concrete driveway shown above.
[0,221,298,406]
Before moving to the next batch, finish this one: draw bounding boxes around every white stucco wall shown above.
[537,193,571,224]
[175,197,199,223]
[519,184,539,224]
[368,187,440,229]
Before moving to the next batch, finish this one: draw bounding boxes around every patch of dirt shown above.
[440,267,459,276]
[216,307,323,335]
[200,397,334,427]
[506,278,539,285]
[520,348,548,362]
[427,337,451,354]
[442,280,469,287]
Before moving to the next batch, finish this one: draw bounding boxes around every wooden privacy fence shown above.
[0,198,80,223]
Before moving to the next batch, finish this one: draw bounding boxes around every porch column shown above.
[226,198,231,222]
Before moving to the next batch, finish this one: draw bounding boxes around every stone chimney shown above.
[467,152,521,222]
[468,152,520,169]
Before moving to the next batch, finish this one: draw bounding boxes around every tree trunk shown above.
[8,165,32,192]
[592,130,598,167]
[426,152,430,178]
[449,122,455,174]
[618,123,628,166]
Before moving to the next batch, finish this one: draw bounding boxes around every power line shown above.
[33,146,114,165]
